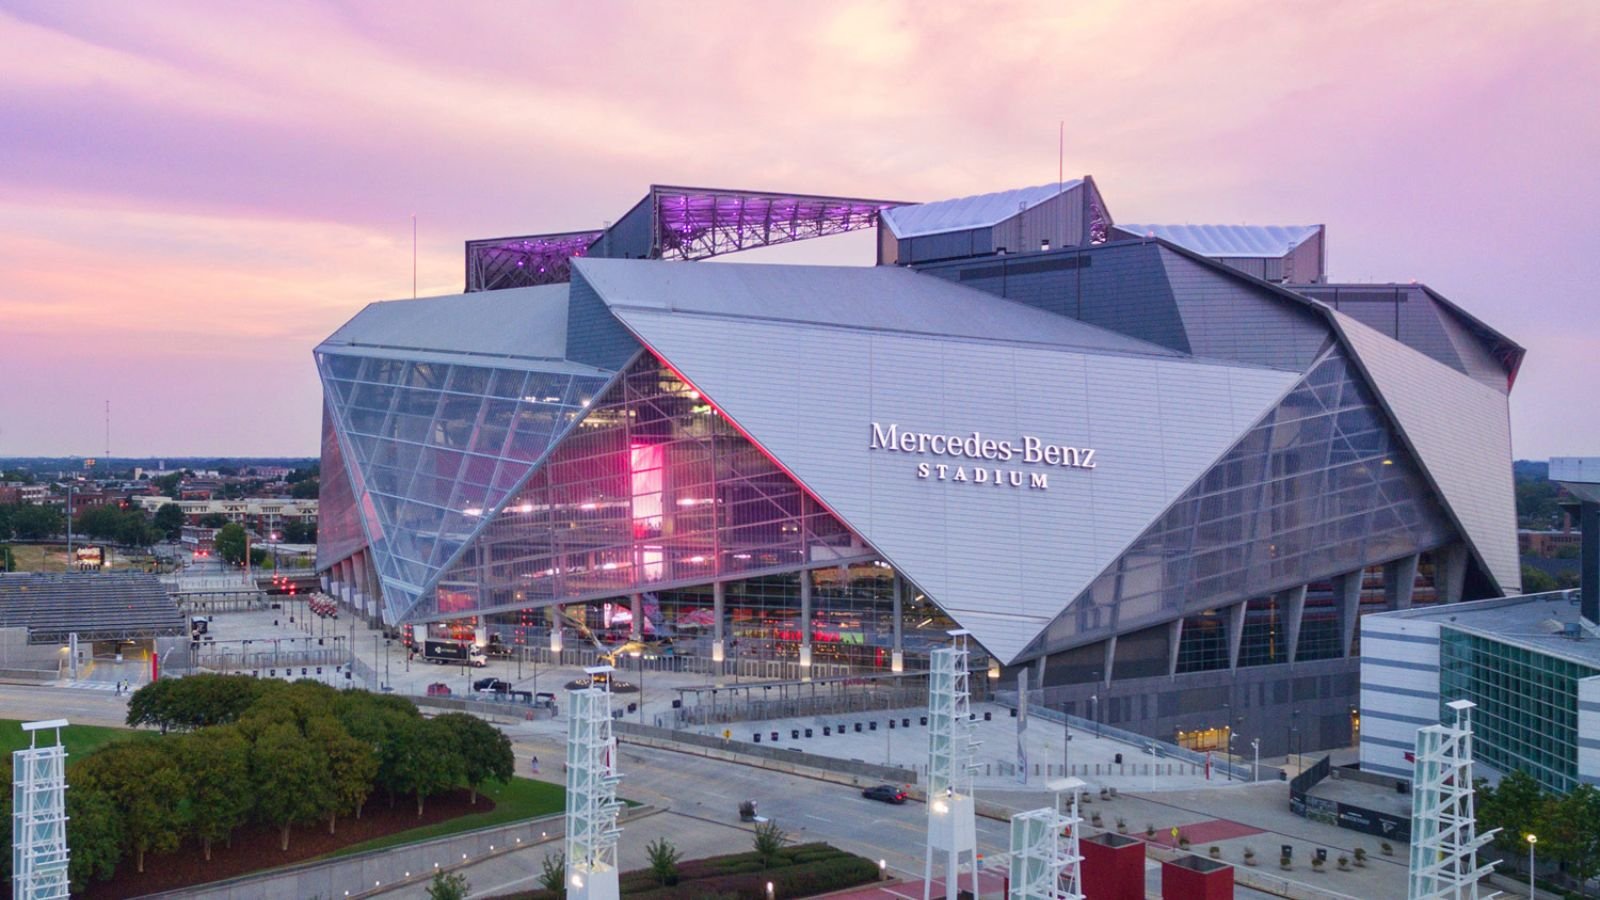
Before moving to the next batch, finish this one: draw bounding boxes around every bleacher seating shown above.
[0,572,188,643]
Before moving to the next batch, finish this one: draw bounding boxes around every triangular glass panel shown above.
[1021,343,1456,660]
[318,351,609,622]
[416,352,874,622]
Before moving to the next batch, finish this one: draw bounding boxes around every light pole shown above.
[1089,693,1099,738]
[1145,744,1158,792]
[385,637,392,691]
[1527,833,1537,898]
[632,651,645,725]
[1251,738,1260,782]
[1063,703,1073,777]
[1222,702,1232,781]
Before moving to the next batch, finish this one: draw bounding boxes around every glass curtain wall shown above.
[1440,629,1597,793]
[1025,343,1457,658]
[318,350,609,620]
[429,353,869,620]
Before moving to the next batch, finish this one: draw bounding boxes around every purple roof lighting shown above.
[464,185,908,292]
[466,230,604,291]
[651,187,904,261]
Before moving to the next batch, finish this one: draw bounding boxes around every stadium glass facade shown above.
[317,178,1522,753]
[1439,628,1597,793]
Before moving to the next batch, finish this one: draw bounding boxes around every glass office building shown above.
[1363,594,1600,794]
[318,180,1522,752]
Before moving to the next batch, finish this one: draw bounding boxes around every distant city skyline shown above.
[1,1,1596,458]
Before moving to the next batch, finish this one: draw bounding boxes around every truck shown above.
[421,639,487,668]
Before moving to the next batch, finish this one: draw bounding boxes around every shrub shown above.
[647,837,682,886]
[427,871,470,900]
[538,850,566,895]
[753,820,788,868]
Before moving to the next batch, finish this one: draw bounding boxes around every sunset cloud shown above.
[1,1,1596,456]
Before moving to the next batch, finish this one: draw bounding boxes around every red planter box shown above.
[1160,854,1233,900]
[1081,832,1144,900]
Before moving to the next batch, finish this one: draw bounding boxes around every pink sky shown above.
[1,1,1596,459]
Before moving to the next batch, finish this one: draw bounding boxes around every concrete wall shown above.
[1358,614,1442,780]
[1578,675,1600,788]
[612,721,918,787]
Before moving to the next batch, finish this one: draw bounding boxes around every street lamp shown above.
[1250,738,1260,782]
[1089,693,1099,738]
[632,650,645,725]
[1144,744,1158,792]
[1527,833,1537,898]
[1063,703,1073,777]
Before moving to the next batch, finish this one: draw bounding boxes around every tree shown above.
[282,520,317,543]
[1478,770,1548,854]
[198,512,230,528]
[1522,565,1558,593]
[127,674,263,732]
[177,726,252,861]
[214,522,248,565]
[153,502,185,540]
[426,871,471,900]
[436,712,514,804]
[290,477,320,500]
[250,721,333,850]
[390,717,466,816]
[1541,784,1600,885]
[65,781,124,891]
[74,740,187,873]
[11,503,64,539]
[646,836,681,886]
[333,691,421,816]
[153,472,182,499]
[306,716,378,834]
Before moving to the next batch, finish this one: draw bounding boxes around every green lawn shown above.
[321,777,566,857]
[0,718,137,758]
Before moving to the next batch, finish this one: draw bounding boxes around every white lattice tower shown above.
[566,669,622,900]
[924,631,979,900]
[12,719,70,900]
[1408,700,1497,900]
[1007,778,1085,900]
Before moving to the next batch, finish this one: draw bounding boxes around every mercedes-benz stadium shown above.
[314,178,1522,753]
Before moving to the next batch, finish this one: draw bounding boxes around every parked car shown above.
[426,682,453,696]
[473,677,512,694]
[861,784,908,804]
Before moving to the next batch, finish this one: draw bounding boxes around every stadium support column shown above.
[1438,544,1469,605]
[1582,500,1599,626]
[798,570,813,671]
[892,574,905,673]
[1385,555,1419,610]
[712,582,726,665]
[1227,600,1248,670]
[1167,619,1184,676]
[629,593,642,642]
[1338,571,1363,657]
[1283,585,1308,664]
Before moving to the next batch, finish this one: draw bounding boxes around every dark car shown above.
[473,677,512,694]
[861,784,908,804]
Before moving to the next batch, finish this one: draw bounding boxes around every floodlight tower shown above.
[566,666,623,900]
[1008,777,1085,900]
[1408,699,1497,900]
[12,719,71,900]
[924,630,979,900]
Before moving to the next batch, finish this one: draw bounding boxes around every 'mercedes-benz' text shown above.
[868,422,1096,491]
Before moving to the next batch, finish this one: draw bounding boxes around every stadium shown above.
[315,178,1522,753]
